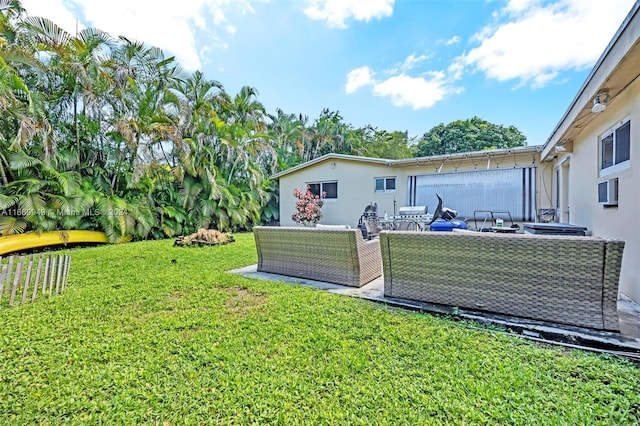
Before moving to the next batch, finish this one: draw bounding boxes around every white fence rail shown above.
[0,253,71,308]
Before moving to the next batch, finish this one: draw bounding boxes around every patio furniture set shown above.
[252,226,625,332]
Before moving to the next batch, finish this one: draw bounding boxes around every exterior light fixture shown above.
[591,91,610,113]
[554,140,572,154]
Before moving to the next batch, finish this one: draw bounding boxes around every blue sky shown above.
[20,0,636,146]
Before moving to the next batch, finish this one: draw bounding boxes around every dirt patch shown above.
[167,292,183,302]
[221,287,268,316]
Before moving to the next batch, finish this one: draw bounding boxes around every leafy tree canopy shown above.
[0,1,530,240]
[414,116,527,157]
[359,128,415,160]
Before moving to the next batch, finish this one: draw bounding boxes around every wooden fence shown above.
[0,253,72,309]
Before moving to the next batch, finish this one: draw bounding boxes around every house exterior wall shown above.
[278,158,407,228]
[278,148,549,229]
[552,78,639,302]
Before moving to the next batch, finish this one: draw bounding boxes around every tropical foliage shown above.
[415,116,527,157]
[0,1,527,241]
[0,2,276,240]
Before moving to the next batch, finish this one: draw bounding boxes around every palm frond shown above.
[17,192,46,217]
[52,170,82,196]
[0,193,18,209]
[0,215,27,236]
[8,150,42,171]
[20,16,71,49]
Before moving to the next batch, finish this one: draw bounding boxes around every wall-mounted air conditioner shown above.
[598,178,619,206]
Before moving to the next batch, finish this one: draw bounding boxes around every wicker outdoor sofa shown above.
[379,230,625,331]
[253,226,382,287]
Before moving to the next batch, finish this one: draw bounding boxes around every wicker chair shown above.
[253,226,382,287]
[380,230,625,331]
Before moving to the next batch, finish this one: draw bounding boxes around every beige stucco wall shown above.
[278,149,549,229]
[552,78,639,302]
[279,158,408,228]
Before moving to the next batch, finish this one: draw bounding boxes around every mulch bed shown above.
[173,236,235,247]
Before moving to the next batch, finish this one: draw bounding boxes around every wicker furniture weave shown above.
[253,226,382,287]
[380,230,625,331]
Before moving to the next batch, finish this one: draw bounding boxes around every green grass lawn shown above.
[1,233,639,424]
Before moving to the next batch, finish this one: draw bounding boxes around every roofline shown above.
[390,145,542,167]
[542,1,640,153]
[271,145,542,179]
[271,153,391,179]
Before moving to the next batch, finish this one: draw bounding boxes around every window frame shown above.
[375,176,397,193]
[599,118,630,177]
[307,181,338,201]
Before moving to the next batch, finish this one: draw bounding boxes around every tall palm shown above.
[267,108,305,170]
[106,41,185,190]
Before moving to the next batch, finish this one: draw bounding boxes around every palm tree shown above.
[0,0,292,239]
[267,108,305,170]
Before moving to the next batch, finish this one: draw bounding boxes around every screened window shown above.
[600,120,630,172]
[375,177,396,192]
[308,181,338,199]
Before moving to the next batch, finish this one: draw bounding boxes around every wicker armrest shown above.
[355,237,382,286]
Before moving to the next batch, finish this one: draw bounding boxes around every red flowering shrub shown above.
[291,185,325,225]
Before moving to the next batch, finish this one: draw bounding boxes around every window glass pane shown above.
[375,178,384,191]
[386,178,396,190]
[615,121,630,164]
[307,183,321,197]
[601,133,614,169]
[598,181,608,203]
[322,182,338,199]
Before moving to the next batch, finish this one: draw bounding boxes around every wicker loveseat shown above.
[379,230,625,331]
[253,226,382,287]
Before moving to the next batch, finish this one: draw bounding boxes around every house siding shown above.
[279,158,407,228]
[278,148,547,228]
[556,78,640,302]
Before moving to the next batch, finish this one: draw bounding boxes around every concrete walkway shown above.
[230,265,640,361]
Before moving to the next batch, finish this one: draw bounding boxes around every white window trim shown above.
[599,117,630,177]
[307,181,338,201]
[599,160,630,177]
[375,176,397,193]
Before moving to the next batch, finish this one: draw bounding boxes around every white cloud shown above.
[372,72,455,109]
[444,35,461,46]
[346,54,463,109]
[459,0,636,88]
[19,0,261,71]
[401,53,427,71]
[304,0,394,29]
[345,66,375,94]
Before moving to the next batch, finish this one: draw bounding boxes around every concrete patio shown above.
[231,264,640,362]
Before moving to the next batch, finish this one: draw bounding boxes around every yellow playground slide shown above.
[0,230,109,255]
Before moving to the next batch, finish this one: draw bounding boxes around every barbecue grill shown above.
[358,204,435,237]
[397,205,428,217]
[390,205,431,231]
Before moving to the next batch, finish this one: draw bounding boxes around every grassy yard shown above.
[1,233,639,424]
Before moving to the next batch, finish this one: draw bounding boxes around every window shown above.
[375,177,396,192]
[600,120,630,173]
[307,181,338,200]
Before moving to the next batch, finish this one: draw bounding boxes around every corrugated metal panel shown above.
[408,167,536,221]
